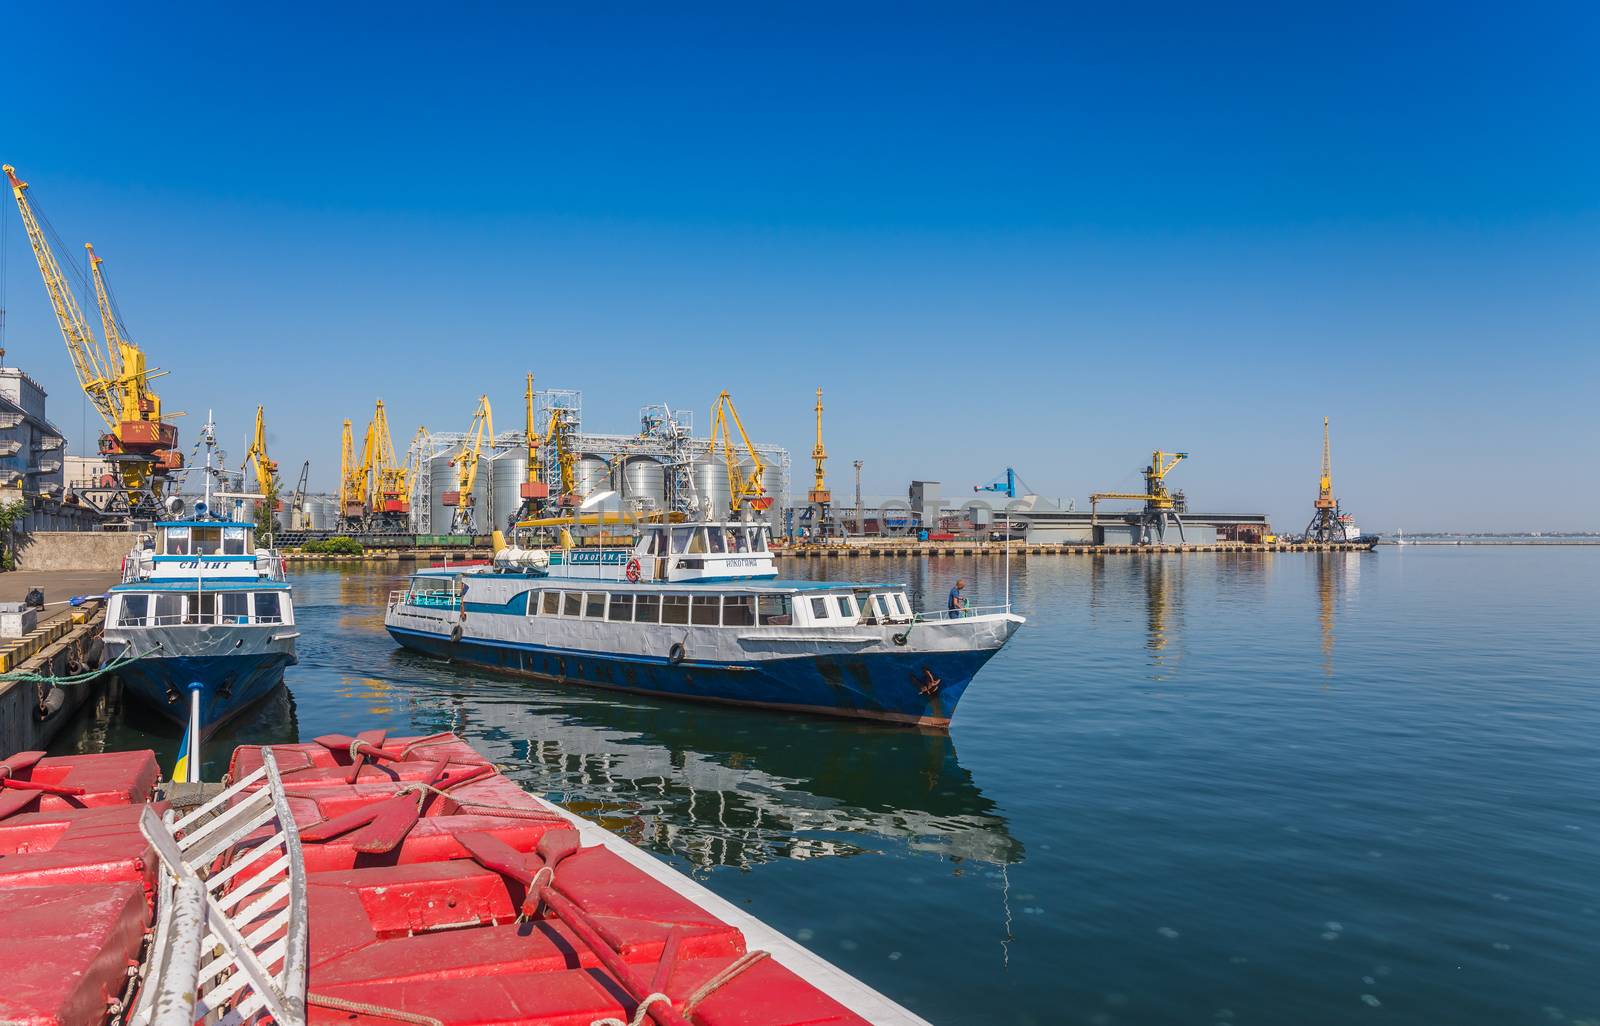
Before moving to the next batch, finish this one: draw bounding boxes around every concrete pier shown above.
[0,570,116,756]
[285,539,1377,565]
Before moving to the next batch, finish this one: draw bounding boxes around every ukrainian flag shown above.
[172,682,202,784]
[172,722,192,783]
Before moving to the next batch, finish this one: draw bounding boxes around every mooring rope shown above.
[590,991,672,1026]
[0,645,153,686]
[306,991,444,1026]
[681,950,771,1016]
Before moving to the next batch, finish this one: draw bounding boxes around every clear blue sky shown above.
[3,4,1596,531]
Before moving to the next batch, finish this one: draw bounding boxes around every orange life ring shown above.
[625,557,642,583]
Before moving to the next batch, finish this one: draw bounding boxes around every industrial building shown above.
[407,393,790,536]
[0,366,103,532]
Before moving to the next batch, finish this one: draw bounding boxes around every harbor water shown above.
[51,547,1600,1025]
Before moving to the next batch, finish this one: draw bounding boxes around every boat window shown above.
[635,593,661,623]
[757,595,792,626]
[192,527,223,555]
[893,593,912,618]
[723,595,755,627]
[687,529,708,554]
[662,595,690,625]
[223,528,248,556]
[706,529,725,554]
[563,592,582,617]
[691,595,720,626]
[165,527,191,555]
[646,530,664,556]
[220,592,250,624]
[118,594,150,627]
[871,595,890,623]
[731,529,750,553]
[608,594,634,622]
[542,591,560,616]
[838,595,859,620]
[254,592,282,623]
[154,593,183,625]
[751,528,768,553]
[809,596,830,621]
[670,528,693,554]
[184,593,215,625]
[584,593,607,619]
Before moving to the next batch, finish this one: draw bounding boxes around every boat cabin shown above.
[626,522,778,583]
[122,520,287,584]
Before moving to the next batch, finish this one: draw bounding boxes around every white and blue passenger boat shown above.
[100,517,297,733]
[384,520,1022,727]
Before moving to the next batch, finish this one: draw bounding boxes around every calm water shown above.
[52,548,1600,1025]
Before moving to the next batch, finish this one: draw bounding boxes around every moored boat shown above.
[385,519,1022,727]
[100,515,296,734]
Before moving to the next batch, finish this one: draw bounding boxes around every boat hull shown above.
[387,623,1006,727]
[102,627,297,734]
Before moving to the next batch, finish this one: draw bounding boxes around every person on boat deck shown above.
[948,579,968,617]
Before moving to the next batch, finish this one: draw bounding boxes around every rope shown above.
[681,950,770,1016]
[0,646,150,686]
[590,992,672,1026]
[389,779,564,822]
[307,992,443,1026]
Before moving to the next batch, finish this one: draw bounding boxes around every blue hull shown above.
[387,626,994,726]
[116,652,293,735]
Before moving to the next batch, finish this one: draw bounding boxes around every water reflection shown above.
[1314,551,1362,678]
[396,664,1023,874]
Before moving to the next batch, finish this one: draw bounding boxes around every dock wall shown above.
[14,531,130,571]
[0,607,105,756]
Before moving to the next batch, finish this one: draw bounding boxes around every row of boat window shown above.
[530,590,782,627]
[114,591,286,627]
[641,526,770,557]
[521,589,914,627]
[159,526,252,557]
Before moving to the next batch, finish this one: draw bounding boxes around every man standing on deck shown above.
[948,578,968,617]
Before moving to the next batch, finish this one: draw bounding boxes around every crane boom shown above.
[242,404,278,495]
[339,419,364,519]
[5,164,180,508]
[707,390,769,513]
[4,165,118,427]
[446,396,493,533]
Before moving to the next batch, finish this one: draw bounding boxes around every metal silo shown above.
[489,449,529,533]
[619,456,666,513]
[429,452,458,534]
[692,457,739,519]
[572,455,613,503]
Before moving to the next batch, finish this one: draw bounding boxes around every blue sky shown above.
[2,4,1596,531]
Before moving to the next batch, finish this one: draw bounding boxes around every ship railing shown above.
[133,748,307,1026]
[121,613,288,628]
[913,603,1013,623]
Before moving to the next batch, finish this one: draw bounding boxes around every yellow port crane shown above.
[1090,450,1190,544]
[444,395,493,534]
[1304,417,1347,542]
[706,390,770,515]
[808,389,830,506]
[5,164,180,514]
[241,404,278,496]
[364,399,409,528]
[337,400,410,531]
[338,419,364,523]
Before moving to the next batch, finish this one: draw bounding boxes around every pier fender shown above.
[667,642,686,666]
[449,624,464,645]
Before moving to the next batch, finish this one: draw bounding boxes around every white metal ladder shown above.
[132,750,308,1026]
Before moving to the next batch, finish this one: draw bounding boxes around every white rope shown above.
[589,992,672,1026]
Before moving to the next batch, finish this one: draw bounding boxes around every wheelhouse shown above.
[108,585,293,629]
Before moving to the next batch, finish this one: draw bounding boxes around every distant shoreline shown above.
[1382,539,1600,546]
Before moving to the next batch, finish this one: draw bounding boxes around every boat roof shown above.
[110,579,291,592]
[408,569,896,592]
[155,520,255,529]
